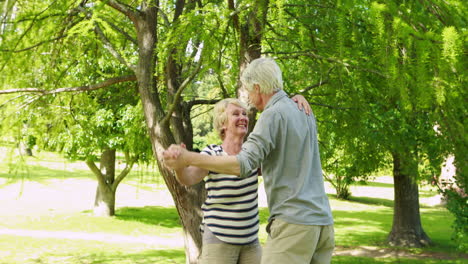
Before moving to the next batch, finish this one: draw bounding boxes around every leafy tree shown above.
[262,0,466,248]
[2,0,465,259]
[0,0,241,261]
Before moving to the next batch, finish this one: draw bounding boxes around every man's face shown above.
[247,84,261,110]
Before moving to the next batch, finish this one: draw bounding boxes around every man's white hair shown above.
[240,57,283,94]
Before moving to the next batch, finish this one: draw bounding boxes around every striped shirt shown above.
[201,144,259,245]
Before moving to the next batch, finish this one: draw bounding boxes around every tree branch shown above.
[161,51,204,126]
[0,94,31,108]
[113,151,135,191]
[85,159,107,186]
[0,75,137,95]
[300,80,329,93]
[0,36,66,53]
[187,99,221,110]
[104,0,141,23]
[310,101,353,110]
[157,7,171,27]
[101,17,138,46]
[94,23,136,72]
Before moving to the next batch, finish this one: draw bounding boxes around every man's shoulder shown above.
[264,96,296,115]
[259,106,283,122]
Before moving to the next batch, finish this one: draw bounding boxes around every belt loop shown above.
[266,219,275,234]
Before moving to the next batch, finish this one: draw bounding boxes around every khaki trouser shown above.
[199,226,262,264]
[261,219,334,264]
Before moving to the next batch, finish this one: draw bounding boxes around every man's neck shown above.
[259,92,276,111]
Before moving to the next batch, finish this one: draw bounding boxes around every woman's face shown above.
[223,103,249,139]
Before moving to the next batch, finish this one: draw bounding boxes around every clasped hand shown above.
[163,144,188,170]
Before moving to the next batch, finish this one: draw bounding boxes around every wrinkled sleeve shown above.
[236,110,281,178]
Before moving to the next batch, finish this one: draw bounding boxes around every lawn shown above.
[0,148,466,264]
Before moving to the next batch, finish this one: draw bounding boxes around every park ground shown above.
[0,148,467,263]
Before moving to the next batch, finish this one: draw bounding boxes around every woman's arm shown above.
[174,165,209,186]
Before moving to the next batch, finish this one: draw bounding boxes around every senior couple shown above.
[163,58,334,264]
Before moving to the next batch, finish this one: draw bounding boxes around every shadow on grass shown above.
[419,188,440,198]
[332,255,463,264]
[115,206,181,228]
[333,209,394,247]
[46,249,186,264]
[356,181,394,188]
[346,195,394,207]
[83,249,185,264]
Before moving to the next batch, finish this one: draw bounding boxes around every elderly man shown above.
[164,57,334,264]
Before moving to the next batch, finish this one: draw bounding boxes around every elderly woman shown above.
[169,96,310,264]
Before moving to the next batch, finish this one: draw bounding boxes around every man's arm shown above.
[163,145,241,175]
[186,151,240,175]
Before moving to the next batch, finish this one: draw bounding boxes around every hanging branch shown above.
[94,23,136,72]
[0,94,31,108]
[300,66,334,93]
[100,17,138,46]
[0,75,137,95]
[0,36,67,53]
[309,102,353,110]
[271,51,389,78]
[301,80,329,93]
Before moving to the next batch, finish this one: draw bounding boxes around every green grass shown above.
[332,256,467,264]
[0,207,181,236]
[0,148,466,263]
[0,235,185,264]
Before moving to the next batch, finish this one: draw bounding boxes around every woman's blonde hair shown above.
[213,98,248,140]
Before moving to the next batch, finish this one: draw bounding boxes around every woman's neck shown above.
[221,135,244,155]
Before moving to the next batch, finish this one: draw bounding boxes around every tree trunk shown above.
[93,148,116,217]
[388,152,432,247]
[154,144,204,264]
[24,148,33,156]
[133,6,204,263]
[232,0,269,134]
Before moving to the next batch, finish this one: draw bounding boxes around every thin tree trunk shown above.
[154,144,204,264]
[232,0,269,134]
[93,148,116,217]
[388,152,431,247]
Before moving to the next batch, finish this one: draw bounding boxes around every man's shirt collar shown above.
[264,90,287,110]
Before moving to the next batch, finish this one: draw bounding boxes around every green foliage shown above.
[441,27,463,67]
[1,0,466,252]
[443,188,468,252]
[263,1,466,249]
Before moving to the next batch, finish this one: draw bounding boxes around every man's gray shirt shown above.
[237,90,333,225]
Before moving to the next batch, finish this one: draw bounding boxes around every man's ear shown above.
[254,84,260,93]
